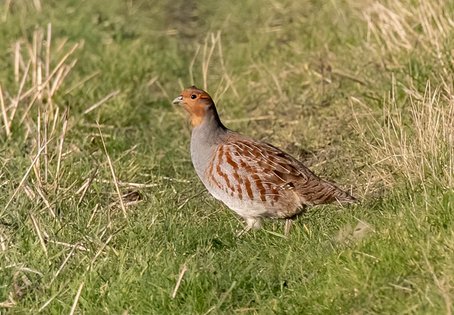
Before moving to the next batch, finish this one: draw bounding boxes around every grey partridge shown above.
[173,86,356,235]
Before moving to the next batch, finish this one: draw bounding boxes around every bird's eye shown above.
[191,94,197,99]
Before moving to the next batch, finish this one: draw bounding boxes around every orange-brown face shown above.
[173,86,214,127]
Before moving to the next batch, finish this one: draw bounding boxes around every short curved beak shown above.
[172,95,183,105]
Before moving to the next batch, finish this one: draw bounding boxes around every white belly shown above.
[202,179,269,219]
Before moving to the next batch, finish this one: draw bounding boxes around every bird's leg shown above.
[236,225,251,237]
[284,219,293,236]
[236,217,262,237]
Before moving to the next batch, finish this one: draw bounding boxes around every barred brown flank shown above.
[224,149,238,169]
[216,163,234,192]
[232,172,244,200]
[208,161,222,190]
[244,177,254,199]
[251,174,267,202]
[216,146,234,192]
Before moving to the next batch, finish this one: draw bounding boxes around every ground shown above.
[0,0,453,313]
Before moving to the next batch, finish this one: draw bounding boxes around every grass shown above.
[0,0,453,313]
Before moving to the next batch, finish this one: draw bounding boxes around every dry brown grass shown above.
[0,24,127,310]
[354,0,454,191]
[363,0,454,55]
[1,25,81,214]
[355,80,454,189]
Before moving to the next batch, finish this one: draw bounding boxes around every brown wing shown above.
[223,135,356,206]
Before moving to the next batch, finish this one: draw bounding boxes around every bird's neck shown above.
[190,109,228,176]
[192,108,227,142]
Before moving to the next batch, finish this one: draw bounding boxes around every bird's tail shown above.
[332,187,357,204]
[325,180,357,205]
[300,179,357,206]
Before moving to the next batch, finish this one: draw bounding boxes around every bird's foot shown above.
[236,218,262,237]
[236,226,251,237]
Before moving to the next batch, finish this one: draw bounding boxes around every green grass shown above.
[1,0,453,313]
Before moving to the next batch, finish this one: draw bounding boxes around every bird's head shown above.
[173,86,217,127]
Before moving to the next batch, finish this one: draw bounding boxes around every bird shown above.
[173,86,356,236]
